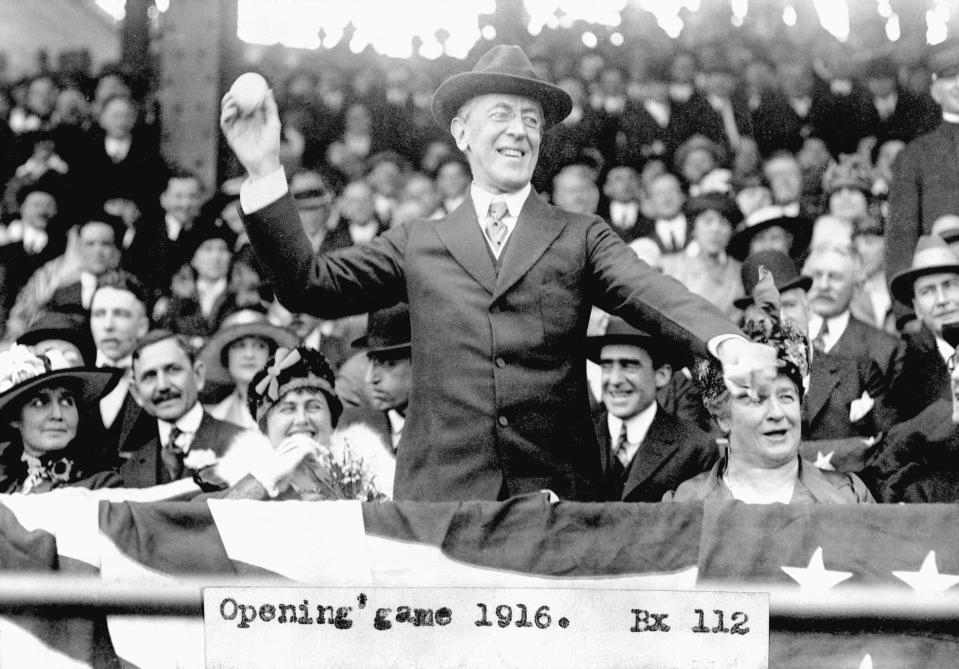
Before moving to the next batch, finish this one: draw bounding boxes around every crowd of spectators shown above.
[3,34,959,505]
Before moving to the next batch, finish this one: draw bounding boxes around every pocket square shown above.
[849,391,874,423]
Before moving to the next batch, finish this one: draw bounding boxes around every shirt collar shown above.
[157,402,204,452]
[470,182,532,222]
[96,350,132,369]
[809,310,850,341]
[387,409,405,449]
[936,336,955,362]
[606,402,658,463]
[943,111,959,124]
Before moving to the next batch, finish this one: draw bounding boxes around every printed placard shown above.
[204,587,768,669]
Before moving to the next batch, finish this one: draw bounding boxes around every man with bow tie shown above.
[600,166,646,243]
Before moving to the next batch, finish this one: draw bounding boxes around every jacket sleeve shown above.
[886,144,922,322]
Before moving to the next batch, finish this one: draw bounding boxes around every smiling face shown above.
[265,388,333,448]
[600,344,670,420]
[131,337,204,422]
[719,375,801,469]
[12,385,79,456]
[451,94,543,195]
[226,336,271,387]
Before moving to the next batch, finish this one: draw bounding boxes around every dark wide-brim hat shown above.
[0,365,121,420]
[431,44,573,131]
[734,250,812,310]
[889,234,959,305]
[727,205,811,261]
[585,317,687,368]
[199,309,299,387]
[684,192,743,226]
[352,303,411,356]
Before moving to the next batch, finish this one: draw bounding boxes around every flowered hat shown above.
[198,307,299,387]
[247,346,343,428]
[0,345,121,419]
[822,154,874,195]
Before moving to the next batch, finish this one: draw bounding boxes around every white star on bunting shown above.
[814,450,835,471]
[859,653,873,669]
[892,551,959,595]
[781,546,853,592]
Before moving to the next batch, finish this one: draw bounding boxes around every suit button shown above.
[498,415,508,427]
[495,357,505,368]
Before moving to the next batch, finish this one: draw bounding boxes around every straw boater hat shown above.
[585,317,688,369]
[0,345,120,420]
[889,235,959,305]
[727,205,811,261]
[351,303,411,357]
[198,308,299,387]
[431,44,573,131]
[733,250,812,310]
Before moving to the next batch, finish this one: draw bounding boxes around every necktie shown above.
[161,427,185,481]
[611,424,630,477]
[484,198,509,250]
[812,320,830,354]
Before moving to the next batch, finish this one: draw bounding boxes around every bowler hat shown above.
[727,205,811,261]
[352,303,411,356]
[431,44,572,131]
[889,235,959,305]
[585,317,685,368]
[734,250,811,310]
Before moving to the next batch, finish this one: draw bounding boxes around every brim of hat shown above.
[431,71,573,131]
[727,218,811,261]
[889,264,959,305]
[733,275,812,310]
[585,334,688,368]
[350,335,412,355]
[199,322,300,387]
[685,202,743,226]
[0,368,121,419]
[826,180,871,195]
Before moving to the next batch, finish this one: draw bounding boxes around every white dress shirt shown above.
[195,277,227,318]
[655,215,687,252]
[609,201,639,228]
[157,401,205,453]
[808,311,851,354]
[470,182,531,259]
[387,409,405,450]
[643,100,670,128]
[606,402,658,467]
[96,351,132,429]
[936,336,955,363]
[165,213,184,242]
[105,136,131,162]
[0,221,49,253]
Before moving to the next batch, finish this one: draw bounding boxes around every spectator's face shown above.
[913,272,959,337]
[603,167,639,202]
[366,355,412,413]
[764,157,802,203]
[265,389,333,448]
[681,148,716,185]
[160,177,202,224]
[780,287,809,335]
[735,186,772,218]
[368,161,402,197]
[226,336,271,386]
[645,174,684,219]
[27,77,56,116]
[54,88,88,126]
[692,210,732,256]
[20,191,57,229]
[191,238,231,282]
[94,75,130,108]
[600,344,668,420]
[90,287,148,361]
[932,73,959,116]
[854,233,885,277]
[291,171,333,234]
[99,97,135,138]
[599,69,625,97]
[670,53,696,85]
[749,225,793,256]
[31,339,85,368]
[401,176,437,214]
[805,250,857,318]
[436,162,470,200]
[131,338,204,422]
[828,187,868,222]
[718,375,801,468]
[78,221,118,276]
[451,94,542,195]
[552,171,599,215]
[339,182,376,222]
[13,385,79,456]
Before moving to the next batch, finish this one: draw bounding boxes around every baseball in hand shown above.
[229,72,269,115]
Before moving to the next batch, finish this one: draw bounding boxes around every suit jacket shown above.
[592,405,717,502]
[804,351,893,442]
[118,410,244,488]
[752,90,861,157]
[887,122,959,310]
[76,128,166,212]
[857,89,938,147]
[829,315,900,381]
[244,189,739,502]
[884,324,950,423]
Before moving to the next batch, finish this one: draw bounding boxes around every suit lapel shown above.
[493,192,567,301]
[116,393,144,452]
[622,409,675,500]
[434,196,496,295]
[805,357,840,429]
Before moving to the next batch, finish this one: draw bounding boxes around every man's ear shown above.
[450,117,469,152]
[136,315,149,339]
[653,363,672,389]
[193,360,206,392]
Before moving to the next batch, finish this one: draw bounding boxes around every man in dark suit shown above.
[47,213,126,316]
[220,44,774,502]
[588,317,717,502]
[857,56,938,148]
[888,39,959,324]
[120,329,245,488]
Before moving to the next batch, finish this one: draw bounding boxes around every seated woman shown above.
[0,345,122,493]
[663,272,874,504]
[199,307,298,429]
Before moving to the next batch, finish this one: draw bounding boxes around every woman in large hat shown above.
[200,306,298,429]
[0,345,122,493]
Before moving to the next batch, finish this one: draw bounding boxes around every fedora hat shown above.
[585,317,686,368]
[0,345,121,420]
[352,303,411,356]
[889,235,959,305]
[431,44,572,131]
[727,205,811,261]
[198,308,299,387]
[734,250,811,310]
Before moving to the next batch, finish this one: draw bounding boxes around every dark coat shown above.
[85,389,152,457]
[804,351,893,442]
[243,189,738,502]
[829,315,900,382]
[592,405,717,502]
[884,324,950,423]
[752,90,861,157]
[75,128,166,213]
[118,410,244,488]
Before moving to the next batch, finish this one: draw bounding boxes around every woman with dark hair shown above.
[0,345,122,493]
